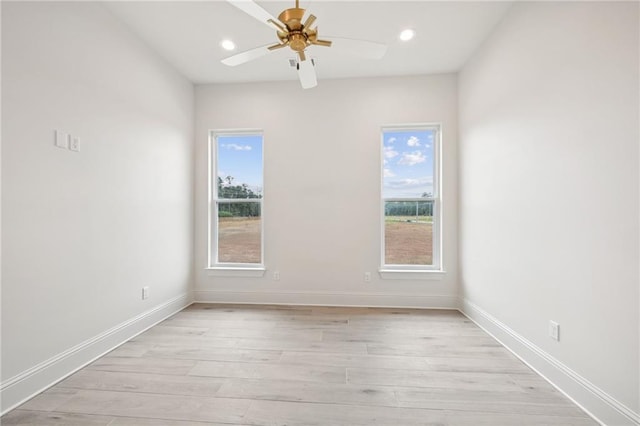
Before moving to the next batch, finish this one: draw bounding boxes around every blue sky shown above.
[216,134,263,195]
[383,129,434,198]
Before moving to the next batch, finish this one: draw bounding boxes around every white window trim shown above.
[208,129,265,271]
[205,267,266,277]
[378,269,446,280]
[379,123,444,277]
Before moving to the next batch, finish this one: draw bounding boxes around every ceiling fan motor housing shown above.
[278,7,304,30]
[278,8,308,52]
[288,33,307,52]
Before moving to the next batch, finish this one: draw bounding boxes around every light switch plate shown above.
[55,130,68,149]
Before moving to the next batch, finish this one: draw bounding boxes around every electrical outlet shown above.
[549,320,560,341]
[69,136,80,152]
[273,271,280,281]
[364,272,371,282]
[142,286,149,300]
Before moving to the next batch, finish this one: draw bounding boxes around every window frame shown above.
[380,124,443,273]
[208,129,265,271]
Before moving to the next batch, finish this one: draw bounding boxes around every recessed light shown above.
[399,29,415,42]
[220,39,236,51]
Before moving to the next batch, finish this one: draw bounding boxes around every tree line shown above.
[217,175,433,218]
[217,176,261,218]
[385,193,434,217]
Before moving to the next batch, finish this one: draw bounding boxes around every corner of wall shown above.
[0,294,191,415]
[459,299,640,426]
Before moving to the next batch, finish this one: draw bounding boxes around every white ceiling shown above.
[104,1,512,85]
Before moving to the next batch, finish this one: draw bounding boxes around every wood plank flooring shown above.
[2,304,597,425]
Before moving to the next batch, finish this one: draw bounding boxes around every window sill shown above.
[206,267,266,278]
[378,269,446,280]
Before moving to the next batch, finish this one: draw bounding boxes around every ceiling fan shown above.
[222,0,387,89]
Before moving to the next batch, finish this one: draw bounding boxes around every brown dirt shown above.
[217,217,433,265]
[218,217,261,263]
[385,221,433,265]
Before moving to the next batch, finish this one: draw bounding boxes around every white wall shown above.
[459,2,639,424]
[1,2,194,412]
[195,75,458,308]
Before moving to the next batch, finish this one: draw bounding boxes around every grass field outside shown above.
[385,215,433,224]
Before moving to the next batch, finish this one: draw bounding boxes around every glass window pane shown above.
[383,129,434,198]
[384,201,433,265]
[217,202,261,263]
[216,134,263,199]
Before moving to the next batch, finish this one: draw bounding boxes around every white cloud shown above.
[387,137,396,144]
[221,143,252,151]
[383,168,395,177]
[407,136,421,147]
[385,176,433,188]
[383,176,434,198]
[384,146,399,159]
[398,151,426,166]
[424,133,434,148]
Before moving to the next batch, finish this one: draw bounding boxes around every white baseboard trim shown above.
[0,293,192,416]
[460,298,640,426]
[194,289,458,309]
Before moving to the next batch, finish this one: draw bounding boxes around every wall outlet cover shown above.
[69,137,80,152]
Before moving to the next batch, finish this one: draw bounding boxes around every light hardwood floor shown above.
[2,304,597,425]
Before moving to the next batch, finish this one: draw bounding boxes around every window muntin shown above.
[210,132,263,267]
[382,126,440,269]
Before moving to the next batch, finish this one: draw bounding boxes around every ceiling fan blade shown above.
[226,0,283,32]
[325,37,387,59]
[221,44,274,66]
[297,57,317,89]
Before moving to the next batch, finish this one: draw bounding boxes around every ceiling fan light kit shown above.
[222,0,387,89]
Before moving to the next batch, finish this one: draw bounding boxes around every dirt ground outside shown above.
[218,217,262,263]
[385,218,433,265]
[217,216,432,265]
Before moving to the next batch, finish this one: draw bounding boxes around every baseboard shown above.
[0,293,192,416]
[194,289,458,309]
[460,298,640,426]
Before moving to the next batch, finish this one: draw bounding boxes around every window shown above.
[381,125,440,270]
[209,131,263,268]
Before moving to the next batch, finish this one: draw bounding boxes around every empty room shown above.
[1,1,638,425]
